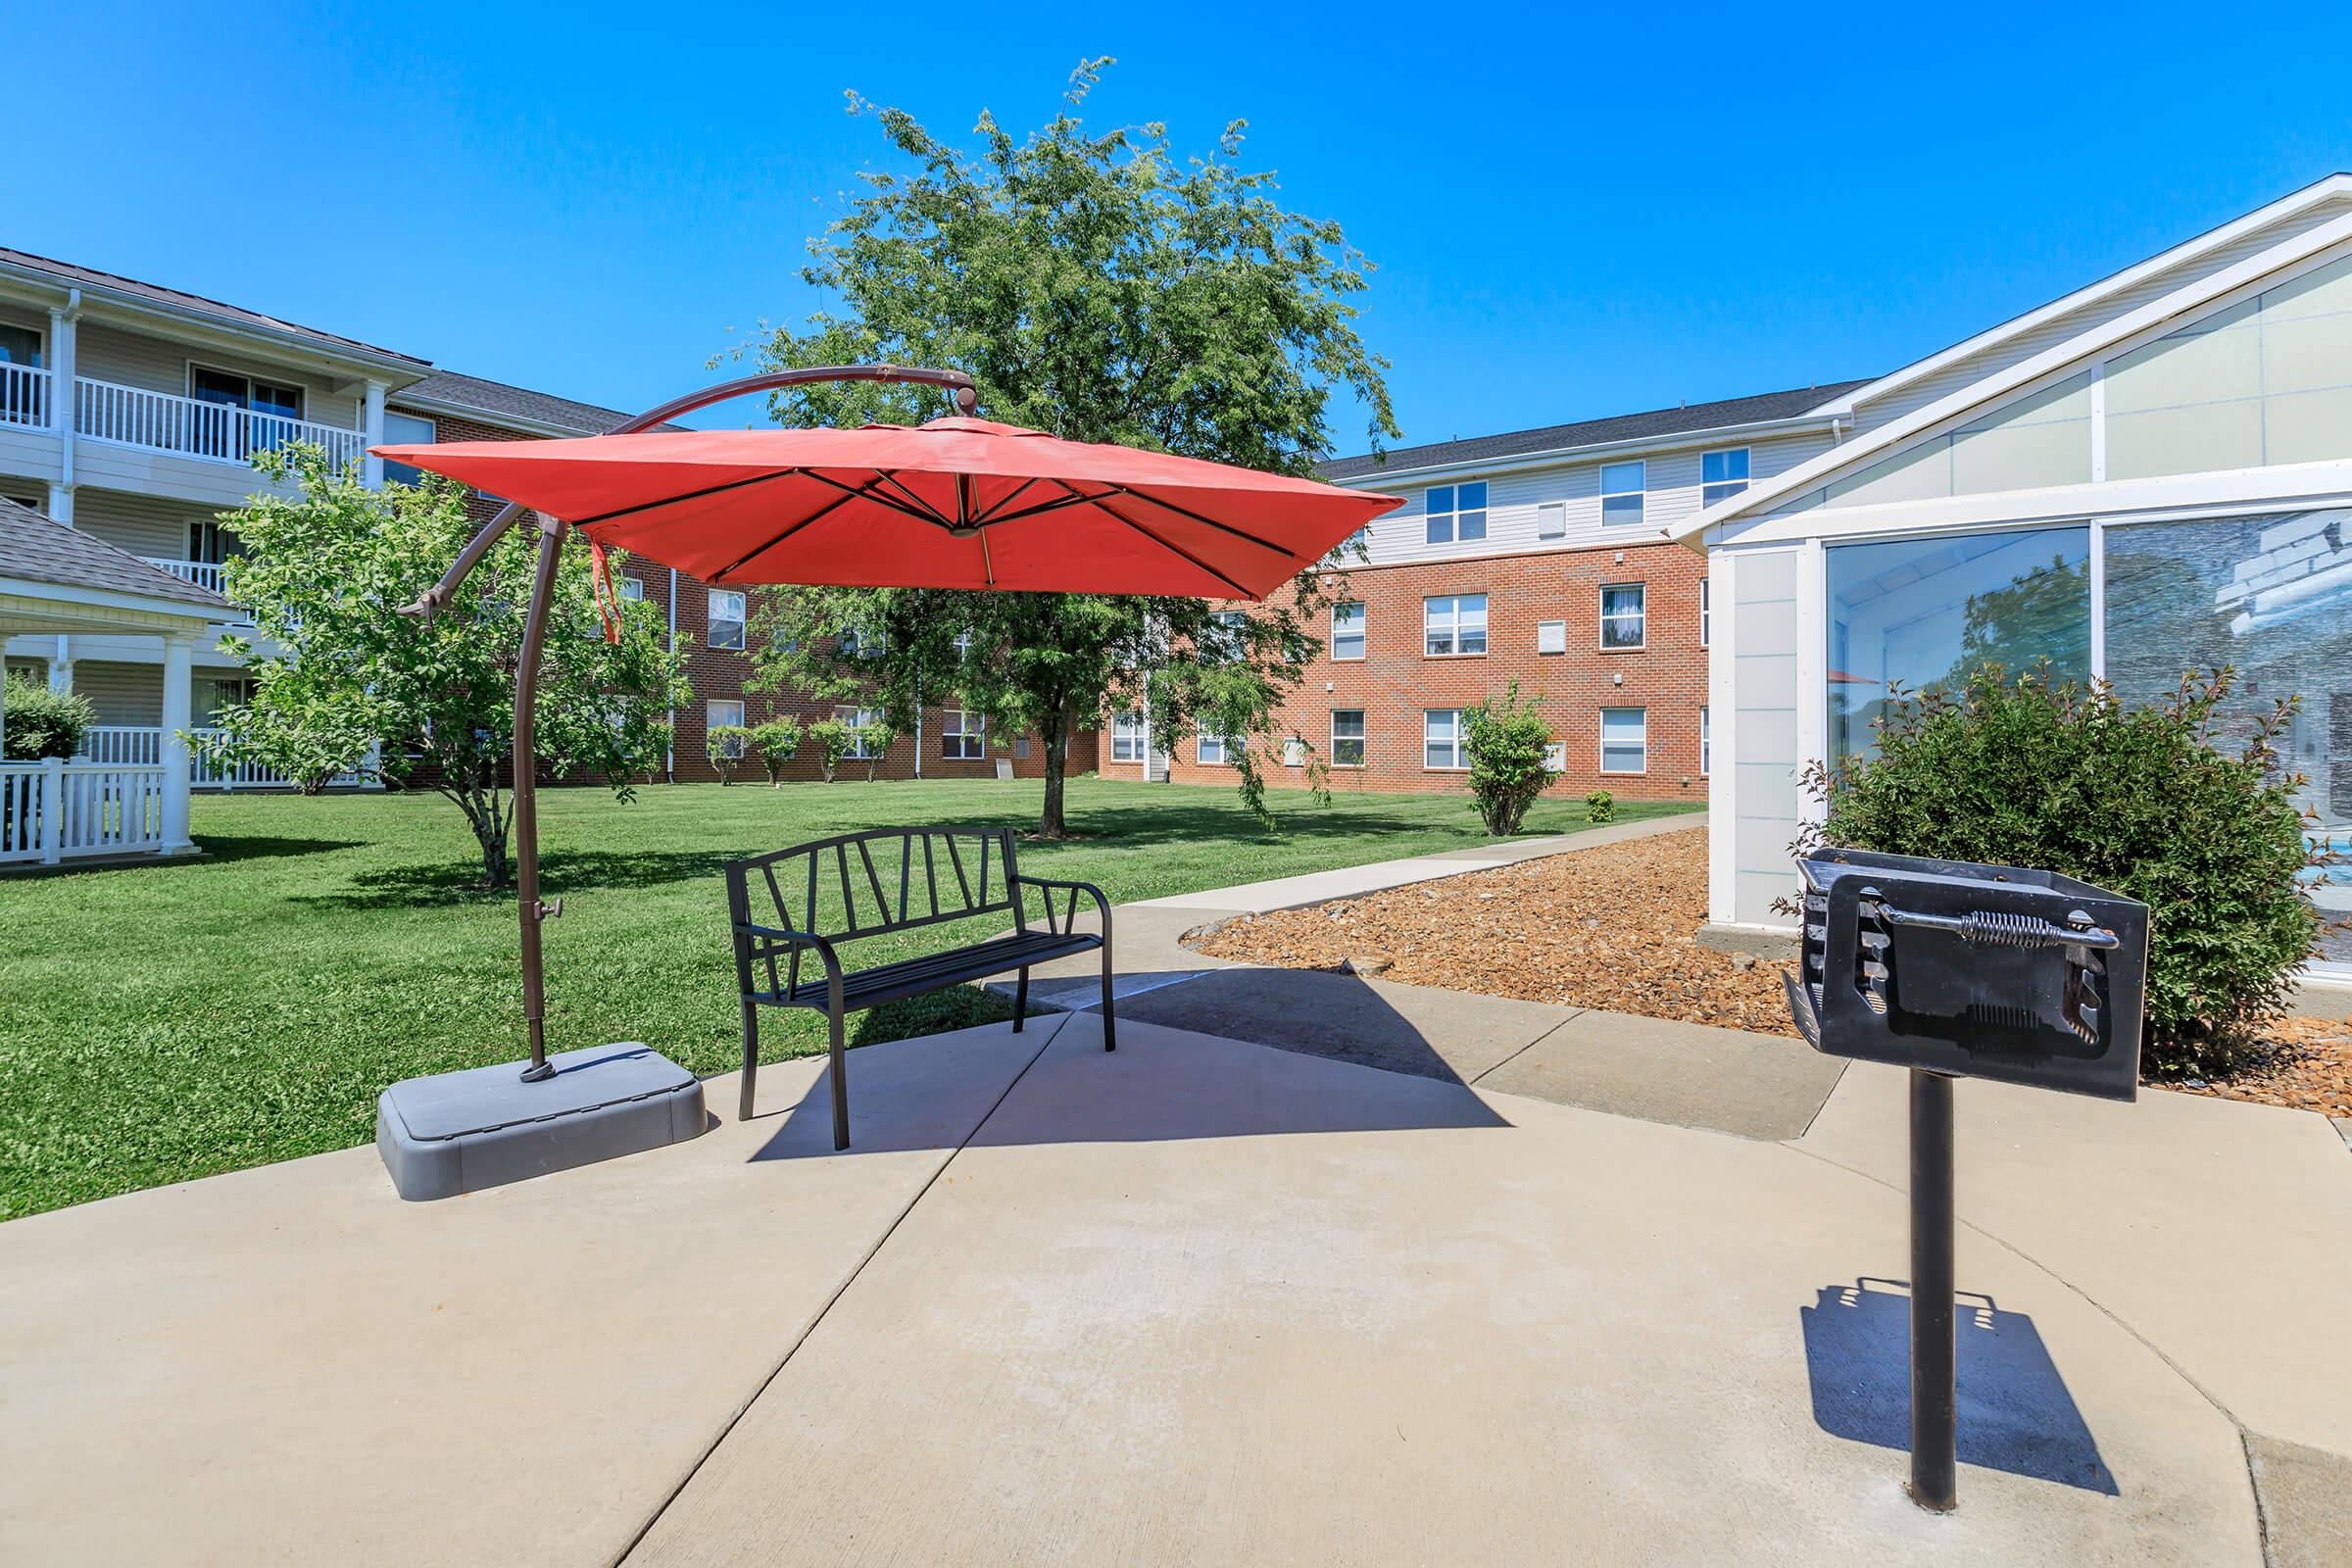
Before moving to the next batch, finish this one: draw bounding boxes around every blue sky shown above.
[12,3,2351,450]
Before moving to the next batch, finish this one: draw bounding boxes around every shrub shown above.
[808,717,853,783]
[1462,682,1558,836]
[2,674,95,760]
[1802,664,2333,1078]
[852,716,898,781]
[1585,790,1614,824]
[706,725,752,785]
[750,717,804,786]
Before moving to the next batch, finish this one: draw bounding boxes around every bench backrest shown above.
[725,825,1026,947]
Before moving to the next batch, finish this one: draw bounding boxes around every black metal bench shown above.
[725,825,1114,1149]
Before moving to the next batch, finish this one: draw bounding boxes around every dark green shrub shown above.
[705,725,752,785]
[807,717,853,783]
[1585,790,1615,824]
[1462,683,1558,835]
[1802,664,2333,1077]
[750,717,804,785]
[2,673,95,760]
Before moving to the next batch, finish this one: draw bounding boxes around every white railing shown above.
[0,760,167,864]
[74,376,368,468]
[0,361,52,429]
[75,726,374,791]
[139,558,229,595]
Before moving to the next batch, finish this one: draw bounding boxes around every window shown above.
[1537,501,1566,539]
[1424,593,1488,656]
[1331,601,1365,661]
[707,700,745,757]
[0,324,42,428]
[942,710,985,760]
[708,589,747,650]
[1825,372,2093,507]
[1599,583,1646,649]
[1202,609,1249,662]
[1701,448,1750,507]
[1423,481,1488,545]
[838,707,884,760]
[1198,723,1240,765]
[187,519,236,565]
[1600,708,1647,773]
[188,366,305,459]
[1699,578,1710,646]
[1423,709,1465,769]
[841,624,885,659]
[1700,707,1711,774]
[953,627,975,659]
[1109,711,1146,762]
[0,323,40,365]
[380,410,436,486]
[1537,619,1567,655]
[1826,526,2089,761]
[1331,710,1365,766]
[617,576,645,603]
[1600,461,1644,527]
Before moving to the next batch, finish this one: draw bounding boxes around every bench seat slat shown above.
[751,928,1103,1012]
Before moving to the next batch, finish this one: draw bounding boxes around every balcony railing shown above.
[77,725,375,791]
[0,361,51,429]
[74,376,368,468]
[141,557,230,596]
[0,760,168,864]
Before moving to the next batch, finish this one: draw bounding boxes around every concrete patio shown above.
[5,994,2347,1565]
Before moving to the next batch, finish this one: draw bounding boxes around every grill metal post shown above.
[1908,1068,1958,1512]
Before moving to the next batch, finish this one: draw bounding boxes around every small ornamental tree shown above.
[750,717,803,785]
[1,673,95,760]
[1462,683,1558,835]
[850,712,898,781]
[210,445,690,888]
[807,716,853,782]
[706,725,752,785]
[1801,664,2337,1077]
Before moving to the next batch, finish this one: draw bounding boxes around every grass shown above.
[0,777,1694,1218]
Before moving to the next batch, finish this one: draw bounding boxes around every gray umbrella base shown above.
[376,1043,707,1201]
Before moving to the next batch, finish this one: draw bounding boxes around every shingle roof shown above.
[392,369,687,436]
[0,248,426,368]
[1317,379,1877,481]
[0,498,232,612]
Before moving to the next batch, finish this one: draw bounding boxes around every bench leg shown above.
[738,998,760,1121]
[829,1007,850,1152]
[1012,966,1029,1033]
[1100,940,1116,1052]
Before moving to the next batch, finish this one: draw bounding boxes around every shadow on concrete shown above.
[1800,1277,2118,1495]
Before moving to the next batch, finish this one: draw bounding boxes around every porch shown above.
[0,360,370,470]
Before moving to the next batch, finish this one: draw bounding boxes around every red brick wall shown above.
[1142,540,1709,803]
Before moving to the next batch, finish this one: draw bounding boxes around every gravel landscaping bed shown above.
[1190,825,2352,1119]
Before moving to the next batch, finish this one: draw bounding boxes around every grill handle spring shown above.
[1875,904,2120,952]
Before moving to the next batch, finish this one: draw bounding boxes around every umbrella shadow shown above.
[1800,1277,2119,1494]
[298,847,740,908]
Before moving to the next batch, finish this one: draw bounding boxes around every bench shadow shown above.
[1800,1277,2119,1495]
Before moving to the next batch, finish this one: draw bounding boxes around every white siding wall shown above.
[1729,546,1802,927]
[72,488,219,561]
[75,323,362,428]
[1357,428,1837,565]
[67,659,165,725]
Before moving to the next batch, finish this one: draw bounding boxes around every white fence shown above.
[139,558,230,596]
[76,726,373,791]
[0,361,51,429]
[0,760,167,864]
[74,376,369,468]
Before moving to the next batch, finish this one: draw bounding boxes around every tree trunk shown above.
[456,787,512,890]
[1038,706,1071,839]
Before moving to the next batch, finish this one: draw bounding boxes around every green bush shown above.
[705,725,752,785]
[750,717,804,786]
[1462,682,1558,836]
[2,673,95,761]
[1803,664,2331,1078]
[807,717,853,783]
[1585,790,1615,824]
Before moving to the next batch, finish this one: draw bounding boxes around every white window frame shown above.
[1700,706,1711,774]
[708,588,748,651]
[1598,582,1646,650]
[1424,709,1466,770]
[617,575,645,603]
[1423,593,1488,657]
[838,706,884,760]
[1330,601,1365,661]
[1109,711,1146,762]
[1599,706,1647,775]
[380,409,436,486]
[942,709,985,760]
[1599,461,1645,528]
[1198,722,1239,766]
[706,699,746,758]
[1422,480,1489,545]
[1537,619,1567,655]
[1701,447,1750,507]
[1699,577,1710,647]
[1331,709,1366,767]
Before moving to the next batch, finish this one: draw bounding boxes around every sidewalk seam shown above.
[611,1013,1070,1567]
[1468,1010,1587,1088]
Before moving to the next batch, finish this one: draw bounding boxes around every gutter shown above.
[1321,411,1849,491]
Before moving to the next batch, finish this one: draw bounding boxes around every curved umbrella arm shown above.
[394,365,978,622]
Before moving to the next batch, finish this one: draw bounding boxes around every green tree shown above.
[1461,682,1559,835]
[750,717,804,785]
[732,60,1395,836]
[209,445,690,887]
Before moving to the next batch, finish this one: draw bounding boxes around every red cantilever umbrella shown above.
[377,366,1401,1082]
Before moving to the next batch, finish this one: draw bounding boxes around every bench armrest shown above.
[732,922,845,994]
[1012,874,1112,937]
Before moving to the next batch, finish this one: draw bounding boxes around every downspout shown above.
[665,566,678,782]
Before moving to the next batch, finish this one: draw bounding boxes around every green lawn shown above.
[0,778,1695,1218]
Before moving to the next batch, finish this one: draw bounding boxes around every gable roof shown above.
[0,248,426,370]
[0,498,232,612]
[390,369,687,437]
[1319,380,1871,482]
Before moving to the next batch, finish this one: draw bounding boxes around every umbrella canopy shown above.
[374,416,1403,600]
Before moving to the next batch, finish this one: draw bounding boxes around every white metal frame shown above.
[1598,706,1647,774]
[1598,581,1646,650]
[941,709,985,760]
[1701,446,1750,508]
[1421,480,1489,545]
[1423,593,1488,657]
[1330,708,1366,767]
[707,588,748,651]
[1330,600,1365,660]
[1599,459,1645,528]
[1422,708,1466,771]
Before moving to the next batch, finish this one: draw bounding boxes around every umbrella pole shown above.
[513,513,568,1081]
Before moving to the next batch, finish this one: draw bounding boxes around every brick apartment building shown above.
[1110,383,1870,803]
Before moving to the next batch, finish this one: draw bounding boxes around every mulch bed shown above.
[1189,825,2352,1121]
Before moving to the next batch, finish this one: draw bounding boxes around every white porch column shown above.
[47,634,72,694]
[362,380,387,488]
[159,635,196,854]
[49,296,77,516]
